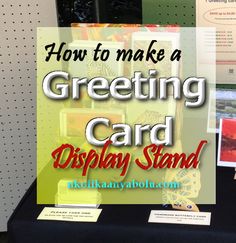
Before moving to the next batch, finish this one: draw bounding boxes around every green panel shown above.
[142,0,195,27]
[216,84,236,89]
[142,0,197,80]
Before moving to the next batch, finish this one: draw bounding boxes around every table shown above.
[8,167,236,243]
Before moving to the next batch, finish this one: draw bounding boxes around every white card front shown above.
[37,207,102,222]
[148,210,211,226]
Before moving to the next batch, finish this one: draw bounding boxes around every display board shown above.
[142,0,195,26]
[0,0,58,232]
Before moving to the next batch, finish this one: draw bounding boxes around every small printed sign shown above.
[148,210,211,226]
[37,207,102,222]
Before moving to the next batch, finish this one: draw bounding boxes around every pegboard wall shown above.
[0,0,57,232]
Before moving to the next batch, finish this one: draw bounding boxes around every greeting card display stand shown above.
[7,1,236,242]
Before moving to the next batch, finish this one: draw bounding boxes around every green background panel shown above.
[142,0,197,79]
[142,0,196,27]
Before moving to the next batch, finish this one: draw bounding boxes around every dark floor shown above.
[0,232,8,243]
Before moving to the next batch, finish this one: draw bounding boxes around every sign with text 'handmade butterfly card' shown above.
[37,26,216,205]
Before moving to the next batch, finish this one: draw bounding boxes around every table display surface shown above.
[8,167,236,243]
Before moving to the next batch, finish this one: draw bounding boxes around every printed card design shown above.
[218,118,236,167]
[208,89,236,133]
